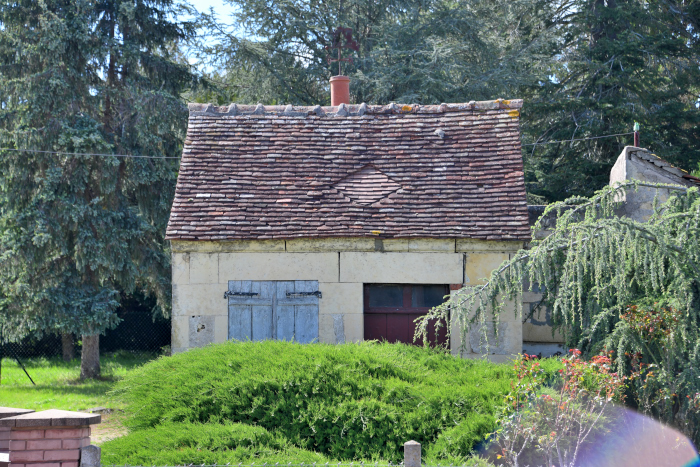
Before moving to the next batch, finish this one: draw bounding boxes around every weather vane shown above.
[326,27,359,76]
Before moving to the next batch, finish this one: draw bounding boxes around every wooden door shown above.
[363,284,449,347]
[227,280,319,343]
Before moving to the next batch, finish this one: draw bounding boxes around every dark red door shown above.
[363,284,449,347]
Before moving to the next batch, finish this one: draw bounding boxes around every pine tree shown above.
[522,0,700,201]
[0,0,197,378]
[192,0,556,106]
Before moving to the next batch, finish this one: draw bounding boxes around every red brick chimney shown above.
[330,76,350,106]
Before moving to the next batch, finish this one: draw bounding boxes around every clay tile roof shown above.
[631,148,700,187]
[166,100,531,241]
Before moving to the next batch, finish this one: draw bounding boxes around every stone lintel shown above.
[0,410,100,428]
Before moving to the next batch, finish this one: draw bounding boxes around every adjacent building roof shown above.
[631,148,700,187]
[166,100,530,241]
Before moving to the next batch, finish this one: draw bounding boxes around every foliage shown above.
[419,181,700,443]
[0,352,154,411]
[493,352,624,467]
[0,0,198,375]
[522,0,700,201]
[111,340,515,462]
[101,422,330,465]
[191,0,700,201]
[619,300,700,444]
[190,0,557,106]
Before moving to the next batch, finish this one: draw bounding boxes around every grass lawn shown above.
[0,351,157,444]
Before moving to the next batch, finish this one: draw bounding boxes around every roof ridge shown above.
[188,99,523,117]
[628,147,700,187]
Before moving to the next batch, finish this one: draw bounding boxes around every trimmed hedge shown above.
[110,341,519,462]
[101,423,329,465]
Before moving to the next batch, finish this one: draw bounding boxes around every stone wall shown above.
[171,237,525,361]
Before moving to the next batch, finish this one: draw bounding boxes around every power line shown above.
[522,132,634,147]
[0,131,636,157]
[0,147,181,159]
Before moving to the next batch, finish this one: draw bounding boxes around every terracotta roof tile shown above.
[166,100,530,241]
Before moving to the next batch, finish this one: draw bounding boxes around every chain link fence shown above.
[1,311,171,361]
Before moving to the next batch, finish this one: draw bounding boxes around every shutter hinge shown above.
[224,291,260,299]
[286,291,322,298]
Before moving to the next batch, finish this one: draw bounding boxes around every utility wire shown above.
[0,131,636,157]
[0,147,180,159]
[522,132,634,147]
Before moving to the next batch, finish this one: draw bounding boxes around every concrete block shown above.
[173,283,226,317]
[343,314,364,343]
[523,342,565,357]
[171,240,285,253]
[319,314,345,344]
[464,252,509,285]
[340,252,462,284]
[286,238,375,252]
[456,239,523,252]
[79,445,100,467]
[319,282,363,315]
[521,291,543,303]
[404,441,421,467]
[469,321,509,354]
[172,253,190,285]
[171,316,189,351]
[214,315,228,343]
[318,314,335,344]
[408,239,454,252]
[380,239,409,252]
[219,253,338,283]
[190,253,219,284]
[189,316,215,348]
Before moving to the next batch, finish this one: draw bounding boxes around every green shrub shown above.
[111,341,514,461]
[101,422,329,465]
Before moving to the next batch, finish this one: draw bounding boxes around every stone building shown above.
[610,145,700,221]
[165,99,530,360]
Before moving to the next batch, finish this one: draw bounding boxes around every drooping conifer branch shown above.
[416,181,699,357]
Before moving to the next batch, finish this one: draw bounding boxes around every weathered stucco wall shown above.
[171,238,524,360]
[610,146,692,222]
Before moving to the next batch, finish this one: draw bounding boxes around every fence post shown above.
[404,441,421,467]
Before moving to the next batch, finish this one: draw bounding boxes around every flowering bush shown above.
[618,301,700,443]
[493,350,625,467]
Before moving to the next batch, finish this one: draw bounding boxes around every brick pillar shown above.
[0,410,100,467]
[0,408,35,467]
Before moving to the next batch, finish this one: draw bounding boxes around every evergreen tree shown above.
[0,0,197,378]
[192,0,556,106]
[522,0,700,201]
[419,182,700,443]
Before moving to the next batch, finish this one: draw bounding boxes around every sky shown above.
[188,0,234,17]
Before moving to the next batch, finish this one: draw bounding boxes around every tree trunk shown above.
[61,332,75,362]
[80,334,100,380]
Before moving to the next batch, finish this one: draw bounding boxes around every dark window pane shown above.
[411,285,448,308]
[368,285,404,307]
